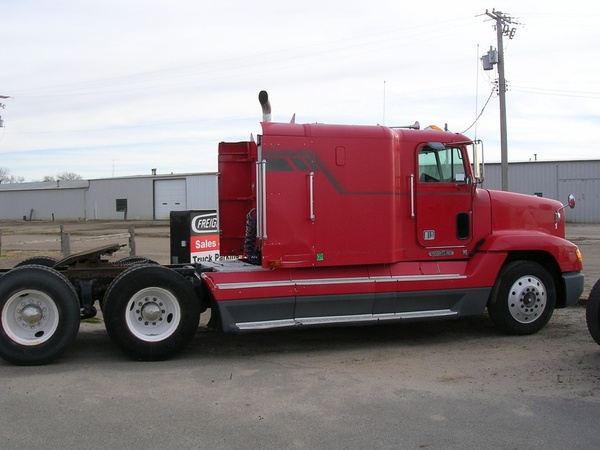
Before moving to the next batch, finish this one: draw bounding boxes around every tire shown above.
[103,265,200,361]
[586,279,600,345]
[488,260,556,335]
[0,265,81,365]
[14,256,59,268]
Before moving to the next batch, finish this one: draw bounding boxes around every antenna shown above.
[383,80,386,126]
[474,44,479,140]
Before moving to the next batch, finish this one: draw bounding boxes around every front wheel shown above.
[103,265,200,361]
[0,265,81,365]
[488,261,556,335]
[586,279,600,345]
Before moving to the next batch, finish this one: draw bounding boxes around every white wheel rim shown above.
[508,275,546,323]
[2,289,60,346]
[124,287,181,342]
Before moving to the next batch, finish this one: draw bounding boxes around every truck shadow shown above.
[52,315,499,365]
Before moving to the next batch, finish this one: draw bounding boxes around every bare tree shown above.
[0,168,83,184]
[0,167,24,184]
[56,172,83,181]
[41,172,83,181]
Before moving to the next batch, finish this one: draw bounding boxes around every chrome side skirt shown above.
[236,309,457,331]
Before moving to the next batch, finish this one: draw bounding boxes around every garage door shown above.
[154,179,187,219]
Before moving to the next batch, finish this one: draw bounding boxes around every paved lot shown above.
[0,220,599,449]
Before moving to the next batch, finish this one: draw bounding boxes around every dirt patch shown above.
[0,249,62,259]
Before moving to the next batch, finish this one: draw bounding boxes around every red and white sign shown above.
[190,212,220,263]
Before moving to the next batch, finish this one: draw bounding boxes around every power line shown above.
[461,86,495,134]
[510,85,600,98]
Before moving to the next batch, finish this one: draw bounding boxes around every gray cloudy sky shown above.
[1,0,598,181]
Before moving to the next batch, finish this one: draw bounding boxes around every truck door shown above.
[415,144,473,250]
[260,149,317,266]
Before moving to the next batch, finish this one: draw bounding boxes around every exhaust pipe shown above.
[258,90,271,122]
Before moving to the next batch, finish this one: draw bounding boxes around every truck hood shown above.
[487,189,565,238]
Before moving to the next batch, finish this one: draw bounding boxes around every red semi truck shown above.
[0,91,584,365]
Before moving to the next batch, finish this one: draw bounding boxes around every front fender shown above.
[478,230,583,273]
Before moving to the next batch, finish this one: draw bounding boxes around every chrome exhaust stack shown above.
[258,90,271,122]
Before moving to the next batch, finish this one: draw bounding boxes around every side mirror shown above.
[555,194,576,223]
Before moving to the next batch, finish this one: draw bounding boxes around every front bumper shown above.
[562,271,585,307]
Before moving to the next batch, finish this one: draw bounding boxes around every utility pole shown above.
[0,95,11,128]
[484,9,519,192]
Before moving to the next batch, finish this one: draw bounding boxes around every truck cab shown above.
[219,122,484,267]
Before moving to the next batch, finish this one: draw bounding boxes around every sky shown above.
[1,1,599,181]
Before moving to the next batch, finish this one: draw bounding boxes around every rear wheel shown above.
[488,261,556,335]
[586,279,600,345]
[103,265,200,361]
[0,265,80,365]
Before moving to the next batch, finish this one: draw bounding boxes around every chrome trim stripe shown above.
[237,319,296,330]
[214,273,465,290]
[236,309,457,330]
[376,309,457,320]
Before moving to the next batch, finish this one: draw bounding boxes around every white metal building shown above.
[0,173,217,221]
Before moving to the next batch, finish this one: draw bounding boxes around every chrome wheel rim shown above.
[2,289,59,346]
[124,287,181,342]
[508,275,546,323]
